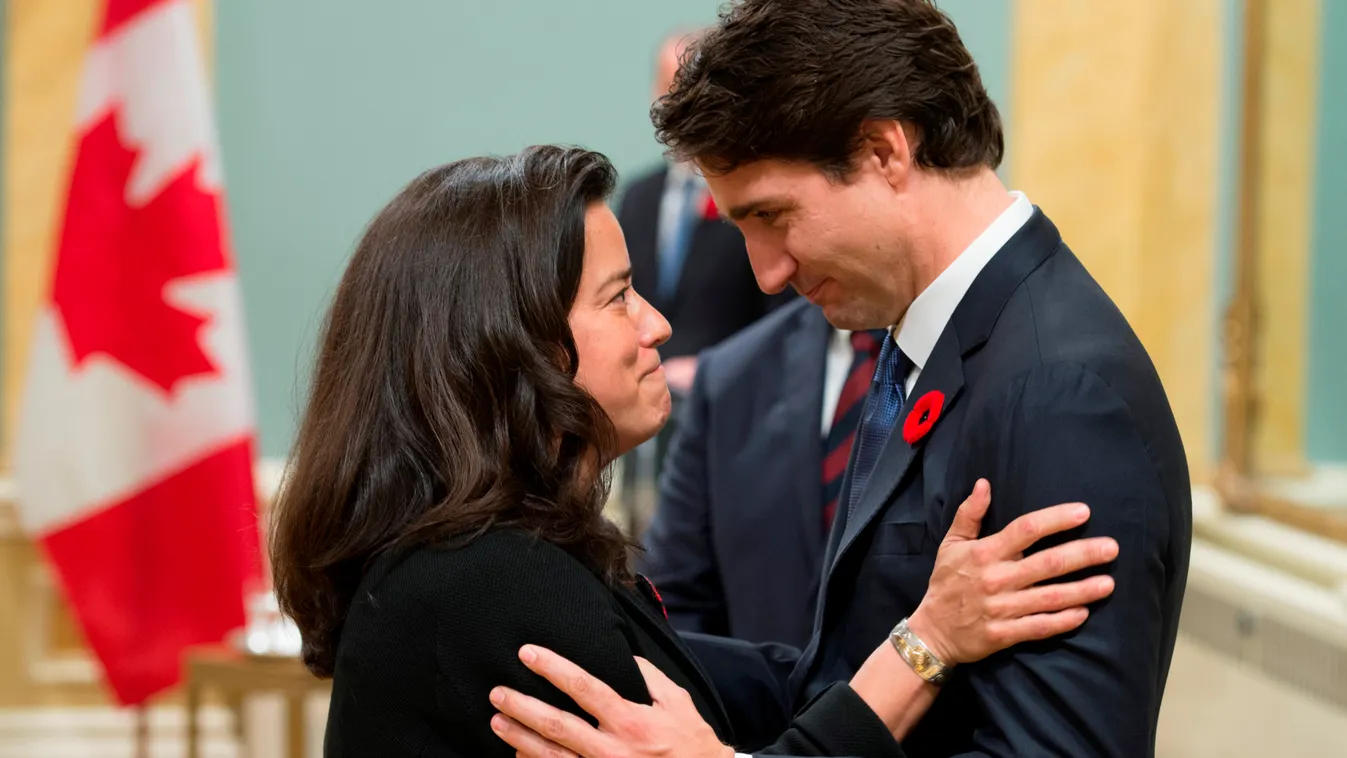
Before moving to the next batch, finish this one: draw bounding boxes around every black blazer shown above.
[619,165,794,359]
[688,210,1193,757]
[641,298,834,649]
[323,529,905,757]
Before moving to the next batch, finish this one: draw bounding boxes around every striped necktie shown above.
[822,330,886,532]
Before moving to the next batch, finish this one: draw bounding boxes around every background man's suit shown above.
[689,207,1193,758]
[618,165,792,359]
[641,299,868,650]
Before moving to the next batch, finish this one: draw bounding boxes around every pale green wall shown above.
[217,0,728,457]
[1211,0,1244,463]
[1210,0,1347,465]
[217,0,1012,457]
[1307,0,1347,462]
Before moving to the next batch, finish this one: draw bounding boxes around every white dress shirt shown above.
[890,191,1034,393]
[820,327,858,434]
[820,191,1032,436]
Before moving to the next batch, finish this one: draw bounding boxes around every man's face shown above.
[703,158,916,330]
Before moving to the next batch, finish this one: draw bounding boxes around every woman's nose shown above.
[637,292,672,348]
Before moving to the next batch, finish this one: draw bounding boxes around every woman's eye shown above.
[610,287,630,305]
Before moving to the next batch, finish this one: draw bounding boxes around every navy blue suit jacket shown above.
[640,299,834,650]
[686,210,1193,757]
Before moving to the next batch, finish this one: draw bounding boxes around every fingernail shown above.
[1074,504,1090,521]
[1097,575,1115,593]
[489,688,504,706]
[520,645,537,663]
[1103,539,1119,559]
[491,715,507,734]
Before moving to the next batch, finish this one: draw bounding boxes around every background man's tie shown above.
[822,330,886,531]
[656,175,701,302]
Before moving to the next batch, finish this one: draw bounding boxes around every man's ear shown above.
[857,119,914,190]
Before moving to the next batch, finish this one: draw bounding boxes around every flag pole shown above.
[134,704,150,758]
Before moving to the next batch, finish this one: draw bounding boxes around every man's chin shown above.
[821,302,890,331]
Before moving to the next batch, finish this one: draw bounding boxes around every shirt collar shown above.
[667,160,701,188]
[891,191,1034,369]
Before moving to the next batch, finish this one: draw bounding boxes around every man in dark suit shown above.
[640,298,885,650]
[619,31,793,396]
[492,2,1191,756]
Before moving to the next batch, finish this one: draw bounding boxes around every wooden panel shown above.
[1010,0,1223,483]
[1251,0,1320,476]
[1,0,100,466]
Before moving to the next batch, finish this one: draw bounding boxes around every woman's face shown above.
[570,203,673,456]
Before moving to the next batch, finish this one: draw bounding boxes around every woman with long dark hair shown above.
[269,146,1117,757]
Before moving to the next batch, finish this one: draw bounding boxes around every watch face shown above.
[912,649,931,670]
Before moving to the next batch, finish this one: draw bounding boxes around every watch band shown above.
[889,617,952,686]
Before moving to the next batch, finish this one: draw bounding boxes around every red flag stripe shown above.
[39,438,260,705]
[100,0,176,38]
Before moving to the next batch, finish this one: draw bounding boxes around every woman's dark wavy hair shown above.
[269,145,633,678]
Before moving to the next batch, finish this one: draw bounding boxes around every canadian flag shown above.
[14,0,260,705]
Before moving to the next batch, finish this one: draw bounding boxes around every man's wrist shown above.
[905,606,953,663]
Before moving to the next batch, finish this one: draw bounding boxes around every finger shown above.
[489,687,603,757]
[516,645,625,722]
[1010,537,1119,588]
[987,575,1115,618]
[634,656,688,707]
[989,502,1092,557]
[943,479,992,543]
[987,607,1091,648]
[489,713,579,758]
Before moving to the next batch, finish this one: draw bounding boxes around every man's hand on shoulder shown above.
[490,645,734,758]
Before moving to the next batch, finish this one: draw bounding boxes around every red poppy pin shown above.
[902,390,945,445]
[640,575,669,620]
[701,193,720,221]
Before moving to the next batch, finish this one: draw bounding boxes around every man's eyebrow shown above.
[727,196,790,221]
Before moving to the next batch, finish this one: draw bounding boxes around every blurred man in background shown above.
[618,30,794,397]
[616,31,795,528]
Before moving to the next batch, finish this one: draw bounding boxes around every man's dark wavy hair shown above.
[654,0,1003,179]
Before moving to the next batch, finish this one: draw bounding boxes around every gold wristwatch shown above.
[889,617,953,686]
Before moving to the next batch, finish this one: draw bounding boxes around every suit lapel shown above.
[781,309,832,567]
[824,209,1065,574]
[829,327,966,575]
[630,170,667,309]
[618,580,732,735]
[800,208,1067,687]
[662,216,726,313]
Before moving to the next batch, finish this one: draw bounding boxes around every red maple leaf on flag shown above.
[52,111,229,394]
